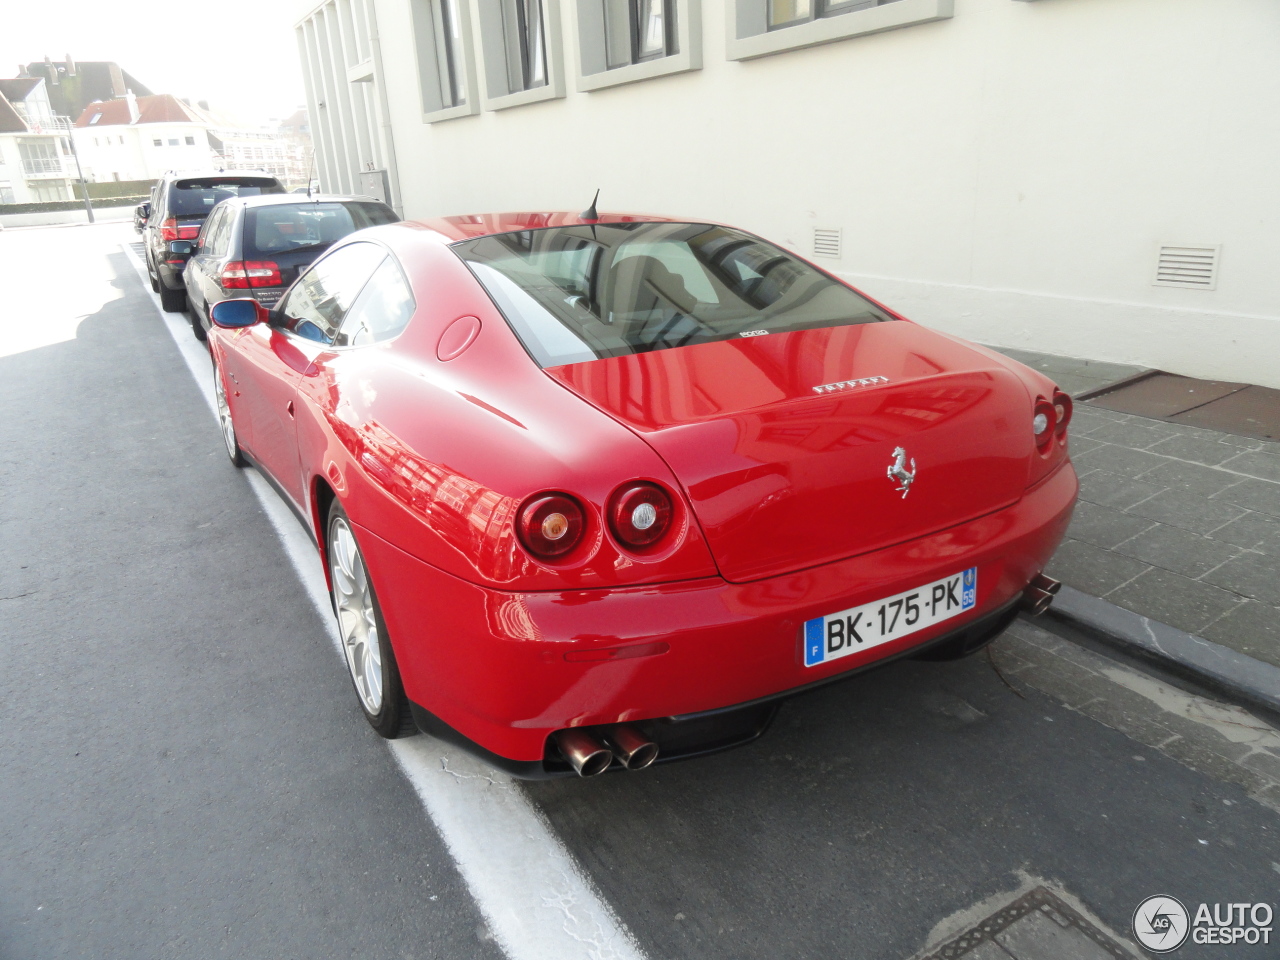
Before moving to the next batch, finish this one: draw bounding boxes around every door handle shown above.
[286,400,295,418]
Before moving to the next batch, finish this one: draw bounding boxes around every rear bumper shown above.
[357,460,1078,768]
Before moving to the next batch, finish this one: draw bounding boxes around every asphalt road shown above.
[2,223,1277,960]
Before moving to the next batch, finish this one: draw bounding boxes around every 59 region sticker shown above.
[803,567,977,668]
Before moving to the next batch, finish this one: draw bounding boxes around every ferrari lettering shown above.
[804,568,978,667]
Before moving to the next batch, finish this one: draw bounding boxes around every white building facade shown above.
[0,77,78,204]
[296,0,1280,389]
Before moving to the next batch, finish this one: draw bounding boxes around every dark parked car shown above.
[175,194,400,340]
[143,172,286,312]
[133,201,149,234]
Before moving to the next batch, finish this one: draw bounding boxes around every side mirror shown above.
[168,240,194,257]
[140,202,151,217]
[209,298,267,329]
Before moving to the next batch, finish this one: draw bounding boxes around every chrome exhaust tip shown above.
[1021,585,1055,617]
[1031,573,1062,596]
[608,725,659,771]
[554,729,614,777]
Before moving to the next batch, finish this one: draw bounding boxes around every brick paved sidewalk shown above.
[989,348,1280,668]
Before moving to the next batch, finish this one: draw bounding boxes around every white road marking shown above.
[120,243,647,960]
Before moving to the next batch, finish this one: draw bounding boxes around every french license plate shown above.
[803,567,977,667]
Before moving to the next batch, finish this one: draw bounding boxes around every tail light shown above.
[608,483,672,549]
[517,494,585,559]
[160,217,200,241]
[1033,397,1057,454]
[1053,390,1073,442]
[221,261,282,290]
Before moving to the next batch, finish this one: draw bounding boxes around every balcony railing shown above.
[22,157,67,177]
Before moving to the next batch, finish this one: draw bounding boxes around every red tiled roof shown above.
[74,93,212,128]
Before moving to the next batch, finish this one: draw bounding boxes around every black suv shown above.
[177,194,400,340]
[142,172,285,312]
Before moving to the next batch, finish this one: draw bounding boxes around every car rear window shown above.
[451,222,892,367]
[168,178,284,217]
[243,201,399,258]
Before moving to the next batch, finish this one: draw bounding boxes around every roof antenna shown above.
[305,149,316,199]
[580,189,599,222]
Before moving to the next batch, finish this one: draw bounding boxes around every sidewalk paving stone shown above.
[1109,524,1243,579]
[1121,487,1246,536]
[1209,510,1280,552]
[1203,601,1280,669]
[1065,501,1156,550]
[1134,459,1243,497]
[1045,539,1151,597]
[1145,433,1245,466]
[1073,471,1165,511]
[1102,567,1245,636]
[1201,552,1280,607]
[1220,448,1280,483]
[1071,444,1169,479]
[1212,477,1280,518]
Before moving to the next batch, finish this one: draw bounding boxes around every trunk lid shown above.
[548,322,1034,583]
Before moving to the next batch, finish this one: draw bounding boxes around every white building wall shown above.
[316,0,1280,388]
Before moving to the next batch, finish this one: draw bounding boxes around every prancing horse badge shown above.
[887,447,917,498]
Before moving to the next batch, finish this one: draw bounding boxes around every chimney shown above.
[64,54,76,77]
[43,54,58,85]
[197,99,210,111]
[125,90,139,124]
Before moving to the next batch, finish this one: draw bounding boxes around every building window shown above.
[605,0,673,67]
[410,0,480,121]
[118,135,124,144]
[168,138,179,146]
[726,0,952,61]
[153,139,162,146]
[575,0,701,92]
[185,136,195,145]
[474,0,566,110]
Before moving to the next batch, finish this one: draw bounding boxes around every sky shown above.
[1,0,311,125]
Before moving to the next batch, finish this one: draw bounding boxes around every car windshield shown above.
[169,178,284,217]
[243,201,399,258]
[451,222,892,367]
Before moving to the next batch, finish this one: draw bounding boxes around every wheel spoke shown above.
[328,515,384,715]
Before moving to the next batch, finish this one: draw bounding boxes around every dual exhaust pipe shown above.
[1021,572,1061,617]
[554,725,659,777]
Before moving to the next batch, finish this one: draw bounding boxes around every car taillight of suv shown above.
[160,217,202,242]
[221,261,282,289]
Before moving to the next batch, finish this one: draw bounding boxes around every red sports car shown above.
[207,212,1077,777]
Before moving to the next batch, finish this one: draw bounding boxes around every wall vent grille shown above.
[1154,244,1219,290]
[813,227,841,259]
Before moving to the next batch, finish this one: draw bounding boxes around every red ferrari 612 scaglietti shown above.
[206,211,1077,778]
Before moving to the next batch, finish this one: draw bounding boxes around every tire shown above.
[212,361,246,468]
[326,502,416,739]
[188,299,207,341]
[159,282,186,313]
[146,251,160,292]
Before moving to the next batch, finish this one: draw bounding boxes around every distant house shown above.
[0,76,76,204]
[72,93,293,183]
[18,57,153,122]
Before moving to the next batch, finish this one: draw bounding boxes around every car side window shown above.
[199,208,223,254]
[212,209,233,258]
[276,242,387,344]
[335,256,416,347]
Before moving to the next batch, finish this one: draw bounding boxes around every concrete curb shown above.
[1044,585,1280,718]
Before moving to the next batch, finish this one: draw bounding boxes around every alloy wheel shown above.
[214,371,238,462]
[328,517,384,715]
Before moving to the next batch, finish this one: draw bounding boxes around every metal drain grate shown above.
[915,886,1136,960]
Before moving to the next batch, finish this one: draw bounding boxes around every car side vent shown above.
[1153,244,1219,290]
[813,227,841,259]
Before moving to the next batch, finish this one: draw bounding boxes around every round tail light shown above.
[608,483,672,549]
[517,494,585,559]
[1053,390,1073,440]
[1033,398,1057,452]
